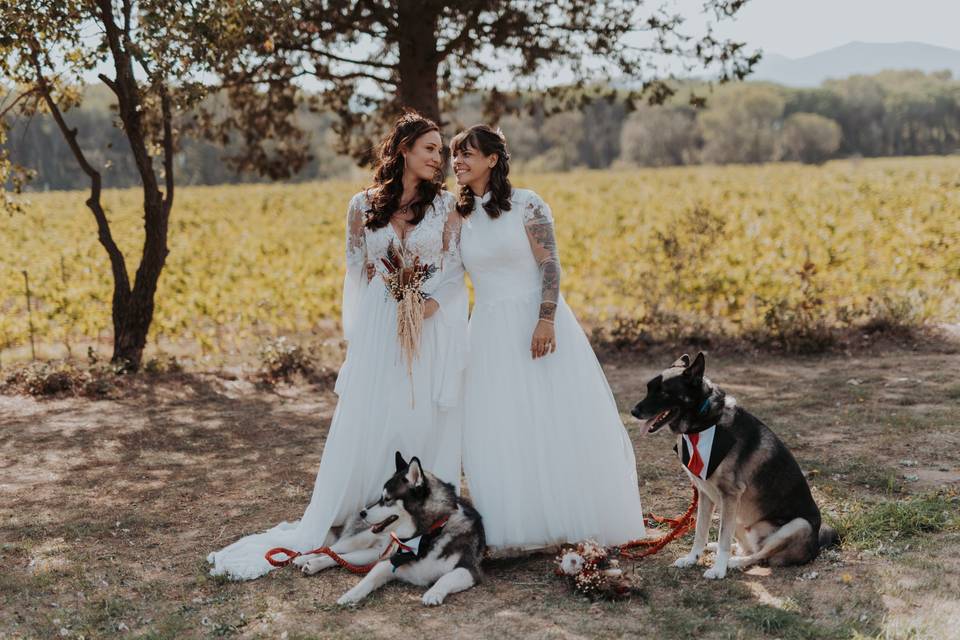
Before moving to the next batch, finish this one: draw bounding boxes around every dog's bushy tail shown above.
[818,524,840,549]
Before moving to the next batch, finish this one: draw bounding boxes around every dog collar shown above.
[387,515,450,570]
[698,397,711,415]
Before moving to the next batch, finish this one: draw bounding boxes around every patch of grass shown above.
[73,596,134,637]
[944,384,960,401]
[850,629,928,640]
[806,456,903,494]
[137,608,193,639]
[834,493,960,551]
[737,605,844,639]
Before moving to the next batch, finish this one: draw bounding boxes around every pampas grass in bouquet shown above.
[380,241,438,390]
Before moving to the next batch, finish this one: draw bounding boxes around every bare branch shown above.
[282,44,396,70]
[27,40,131,300]
[0,87,40,120]
[160,84,174,215]
[97,73,118,93]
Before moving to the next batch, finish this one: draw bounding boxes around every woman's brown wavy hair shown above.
[450,125,512,218]
[364,111,444,230]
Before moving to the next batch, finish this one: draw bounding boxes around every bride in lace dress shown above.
[208,113,467,580]
[451,125,646,550]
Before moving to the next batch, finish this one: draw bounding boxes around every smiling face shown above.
[451,140,498,194]
[402,129,443,183]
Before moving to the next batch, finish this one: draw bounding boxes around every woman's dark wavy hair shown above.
[450,125,512,218]
[364,111,444,230]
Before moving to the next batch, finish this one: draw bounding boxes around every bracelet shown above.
[539,318,555,324]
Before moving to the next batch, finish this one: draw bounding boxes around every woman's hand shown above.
[365,262,375,282]
[530,319,556,359]
[423,298,440,319]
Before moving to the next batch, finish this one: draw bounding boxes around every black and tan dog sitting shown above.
[632,353,838,579]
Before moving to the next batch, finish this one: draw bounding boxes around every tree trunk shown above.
[95,0,172,371]
[396,0,441,123]
[112,195,168,370]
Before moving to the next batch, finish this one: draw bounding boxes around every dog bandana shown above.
[674,425,735,480]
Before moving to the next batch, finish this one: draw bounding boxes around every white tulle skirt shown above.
[462,291,646,550]
[207,278,464,580]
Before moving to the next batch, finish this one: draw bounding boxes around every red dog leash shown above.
[618,486,698,560]
[265,514,451,575]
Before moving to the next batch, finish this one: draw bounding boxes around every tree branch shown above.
[0,87,40,120]
[27,42,131,300]
[97,73,118,93]
[435,7,483,59]
[160,84,174,215]
[287,44,396,70]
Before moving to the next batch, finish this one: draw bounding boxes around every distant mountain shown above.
[752,41,960,86]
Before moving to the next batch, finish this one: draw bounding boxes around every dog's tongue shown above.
[639,419,655,437]
[640,415,662,437]
[641,410,671,435]
[370,514,398,533]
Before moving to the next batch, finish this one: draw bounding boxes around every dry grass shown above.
[2,344,959,639]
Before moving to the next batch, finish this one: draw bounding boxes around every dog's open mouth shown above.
[646,409,675,433]
[370,514,399,534]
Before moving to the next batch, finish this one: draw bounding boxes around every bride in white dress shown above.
[208,113,467,580]
[451,125,646,550]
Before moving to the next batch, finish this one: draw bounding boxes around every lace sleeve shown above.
[427,192,468,409]
[342,192,368,341]
[522,191,560,322]
[428,192,465,313]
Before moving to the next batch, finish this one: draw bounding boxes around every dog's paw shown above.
[421,589,445,606]
[703,565,727,580]
[299,556,335,575]
[706,542,743,555]
[672,553,700,569]
[336,590,364,606]
[727,556,750,570]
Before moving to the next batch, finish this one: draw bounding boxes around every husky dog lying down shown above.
[297,452,485,606]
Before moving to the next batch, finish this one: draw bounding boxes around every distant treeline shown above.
[5,69,959,190]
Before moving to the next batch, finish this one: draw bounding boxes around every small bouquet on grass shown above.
[380,240,438,383]
[554,540,639,601]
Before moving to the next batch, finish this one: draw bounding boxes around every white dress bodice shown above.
[461,189,552,305]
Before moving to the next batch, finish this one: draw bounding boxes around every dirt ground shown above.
[2,340,959,639]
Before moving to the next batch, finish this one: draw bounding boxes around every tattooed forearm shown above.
[526,218,557,253]
[523,198,561,324]
[538,259,560,321]
[539,301,557,321]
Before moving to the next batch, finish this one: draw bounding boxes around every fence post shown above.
[22,270,36,361]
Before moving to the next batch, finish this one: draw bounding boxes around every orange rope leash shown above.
[264,546,378,575]
[264,514,450,575]
[619,486,698,560]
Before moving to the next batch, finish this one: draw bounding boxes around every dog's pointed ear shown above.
[685,352,706,381]
[395,451,408,473]
[671,354,691,369]
[405,457,423,486]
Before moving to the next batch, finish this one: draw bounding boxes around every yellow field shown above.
[2,156,958,360]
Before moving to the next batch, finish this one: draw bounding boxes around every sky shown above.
[680,0,960,59]
[72,0,960,85]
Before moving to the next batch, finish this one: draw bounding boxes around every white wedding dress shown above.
[460,189,646,549]
[208,190,467,580]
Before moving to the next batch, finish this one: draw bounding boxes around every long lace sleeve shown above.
[425,191,468,409]
[522,192,560,322]
[428,197,465,315]
[342,192,367,342]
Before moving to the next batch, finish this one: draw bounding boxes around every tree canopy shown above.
[200,0,760,174]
